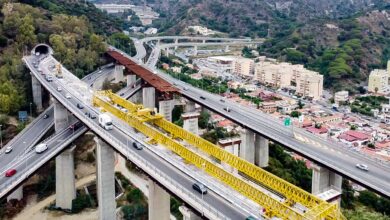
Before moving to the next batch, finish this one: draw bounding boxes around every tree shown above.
[298,99,304,109]
[198,111,210,129]
[126,188,143,203]
[72,194,91,213]
[341,180,355,209]
[358,190,378,207]
[16,14,37,48]
[290,111,301,118]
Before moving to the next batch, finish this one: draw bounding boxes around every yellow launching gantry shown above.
[92,90,345,220]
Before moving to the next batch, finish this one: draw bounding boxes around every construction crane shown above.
[55,63,63,78]
[93,90,346,220]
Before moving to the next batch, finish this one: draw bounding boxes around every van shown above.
[5,169,16,177]
[35,143,48,153]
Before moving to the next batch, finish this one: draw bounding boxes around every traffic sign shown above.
[284,117,291,126]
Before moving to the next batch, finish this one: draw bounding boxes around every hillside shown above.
[140,0,390,92]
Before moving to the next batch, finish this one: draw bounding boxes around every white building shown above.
[188,26,215,36]
[334,91,349,103]
[144,28,158,35]
[368,69,389,94]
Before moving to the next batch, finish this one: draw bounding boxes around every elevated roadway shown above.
[19,54,257,219]
[115,43,390,198]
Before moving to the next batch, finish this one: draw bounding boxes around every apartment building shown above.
[334,91,349,104]
[254,58,323,100]
[295,71,324,100]
[368,69,389,94]
[232,58,254,77]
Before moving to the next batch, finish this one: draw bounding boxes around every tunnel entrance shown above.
[31,44,53,55]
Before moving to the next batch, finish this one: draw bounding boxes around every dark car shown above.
[5,169,17,177]
[77,103,84,109]
[43,114,49,119]
[132,142,143,150]
[200,96,206,100]
[192,182,207,194]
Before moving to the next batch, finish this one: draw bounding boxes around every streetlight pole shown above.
[0,124,3,149]
[29,102,32,119]
[201,162,206,217]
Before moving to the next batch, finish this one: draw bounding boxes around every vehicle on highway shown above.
[356,164,369,171]
[223,107,231,112]
[246,216,257,220]
[65,93,71,99]
[200,96,206,100]
[76,103,84,109]
[5,169,17,177]
[35,143,48,153]
[132,142,143,150]
[120,93,124,96]
[192,182,207,194]
[45,74,53,82]
[57,87,62,92]
[43,114,49,119]
[220,98,225,103]
[85,112,96,119]
[99,113,113,130]
[5,146,12,154]
[173,82,177,86]
[183,87,189,91]
[35,52,40,56]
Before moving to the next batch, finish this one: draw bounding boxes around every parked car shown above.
[35,143,48,153]
[356,164,369,171]
[5,146,12,154]
[5,169,16,177]
[192,182,207,194]
[132,142,143,150]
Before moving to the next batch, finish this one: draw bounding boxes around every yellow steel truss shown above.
[93,91,345,220]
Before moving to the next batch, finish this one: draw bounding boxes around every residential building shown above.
[232,58,254,77]
[368,69,389,94]
[313,115,342,125]
[382,103,390,114]
[144,28,158,35]
[254,60,292,88]
[306,126,328,138]
[338,130,370,147]
[171,66,182,73]
[295,71,324,100]
[334,91,349,104]
[188,26,215,36]
[259,101,277,113]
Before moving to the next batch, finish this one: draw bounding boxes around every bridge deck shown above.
[107,50,178,93]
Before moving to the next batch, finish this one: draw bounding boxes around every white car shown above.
[35,143,48,154]
[5,146,12,154]
[356,164,369,171]
[57,87,62,92]
[65,93,71,99]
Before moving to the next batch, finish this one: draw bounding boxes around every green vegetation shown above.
[72,193,93,213]
[350,96,388,116]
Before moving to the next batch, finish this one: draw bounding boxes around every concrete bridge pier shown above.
[185,101,196,112]
[182,112,200,135]
[165,48,170,57]
[149,180,170,220]
[193,45,198,55]
[159,99,174,121]
[174,38,179,50]
[31,74,43,112]
[54,99,76,210]
[239,128,255,163]
[218,138,241,173]
[95,137,116,220]
[179,206,202,220]
[255,134,269,167]
[312,164,342,200]
[126,74,142,104]
[7,186,23,202]
[225,45,230,52]
[114,64,124,83]
[142,87,156,109]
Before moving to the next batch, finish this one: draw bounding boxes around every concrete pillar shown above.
[55,148,76,210]
[312,164,342,195]
[148,180,170,220]
[194,45,198,55]
[7,186,23,202]
[114,64,124,83]
[202,39,206,44]
[54,98,72,131]
[182,112,200,135]
[218,138,241,173]
[179,206,202,220]
[165,48,169,57]
[126,74,136,87]
[142,87,156,109]
[159,100,173,121]
[31,74,43,112]
[225,45,230,52]
[95,138,116,220]
[185,101,196,113]
[157,39,160,45]
[255,134,269,167]
[239,128,255,163]
[174,38,179,50]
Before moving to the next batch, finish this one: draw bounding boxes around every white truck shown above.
[98,113,113,130]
